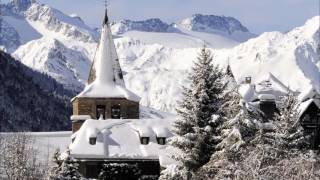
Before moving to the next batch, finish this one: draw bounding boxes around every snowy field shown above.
[0,131,71,162]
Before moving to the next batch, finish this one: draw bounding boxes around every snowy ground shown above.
[0,131,71,163]
[29,131,72,159]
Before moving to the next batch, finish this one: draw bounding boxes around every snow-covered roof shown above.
[69,119,177,166]
[298,98,320,118]
[238,73,292,103]
[76,81,140,102]
[298,86,320,102]
[75,10,140,102]
[258,94,276,101]
[255,73,291,96]
[70,115,91,121]
[238,84,256,102]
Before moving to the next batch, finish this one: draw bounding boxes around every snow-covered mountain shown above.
[111,15,255,49]
[177,14,249,34]
[176,14,255,42]
[13,37,90,91]
[1,0,319,114]
[115,16,320,113]
[111,18,177,35]
[225,16,320,91]
[1,0,97,91]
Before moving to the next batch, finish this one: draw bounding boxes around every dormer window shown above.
[157,137,166,145]
[140,137,149,145]
[245,77,252,84]
[89,137,97,145]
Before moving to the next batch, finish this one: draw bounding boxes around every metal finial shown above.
[104,0,109,9]
[103,0,109,24]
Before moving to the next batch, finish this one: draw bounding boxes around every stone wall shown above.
[72,97,139,132]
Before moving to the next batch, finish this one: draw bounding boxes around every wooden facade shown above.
[300,101,320,150]
[259,101,278,120]
[71,97,139,132]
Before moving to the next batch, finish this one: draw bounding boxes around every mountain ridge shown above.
[1,0,319,114]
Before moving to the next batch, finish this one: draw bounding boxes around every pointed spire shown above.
[87,8,125,87]
[103,8,109,25]
[76,7,140,102]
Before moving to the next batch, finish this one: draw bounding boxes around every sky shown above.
[3,0,320,34]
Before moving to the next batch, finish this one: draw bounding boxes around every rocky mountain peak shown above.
[111,18,177,35]
[11,0,35,11]
[177,14,250,34]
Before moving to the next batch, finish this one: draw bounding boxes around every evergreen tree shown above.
[195,90,261,179]
[169,47,225,178]
[232,94,316,180]
[274,93,310,150]
[50,150,81,180]
[48,149,63,179]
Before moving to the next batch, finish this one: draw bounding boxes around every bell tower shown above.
[71,8,140,132]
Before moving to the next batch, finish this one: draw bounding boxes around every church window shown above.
[96,105,106,119]
[111,104,121,119]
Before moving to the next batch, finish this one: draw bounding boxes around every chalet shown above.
[298,88,320,150]
[238,73,290,120]
[69,9,176,179]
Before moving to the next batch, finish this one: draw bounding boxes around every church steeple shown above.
[71,6,140,133]
[87,8,125,87]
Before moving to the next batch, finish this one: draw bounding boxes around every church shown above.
[70,9,140,133]
[69,9,175,179]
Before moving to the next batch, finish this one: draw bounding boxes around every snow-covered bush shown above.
[159,165,186,180]
[0,133,45,180]
[98,163,141,180]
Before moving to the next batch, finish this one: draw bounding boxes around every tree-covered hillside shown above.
[0,50,74,132]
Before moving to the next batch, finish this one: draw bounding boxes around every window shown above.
[245,77,251,84]
[157,137,166,145]
[96,105,106,119]
[89,137,97,145]
[111,104,121,119]
[140,137,149,145]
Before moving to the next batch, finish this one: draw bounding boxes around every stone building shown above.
[68,9,175,179]
[71,9,140,133]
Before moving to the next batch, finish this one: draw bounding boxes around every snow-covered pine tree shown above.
[168,46,225,179]
[234,93,316,179]
[274,93,310,150]
[48,148,63,179]
[195,89,261,179]
[51,149,81,180]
